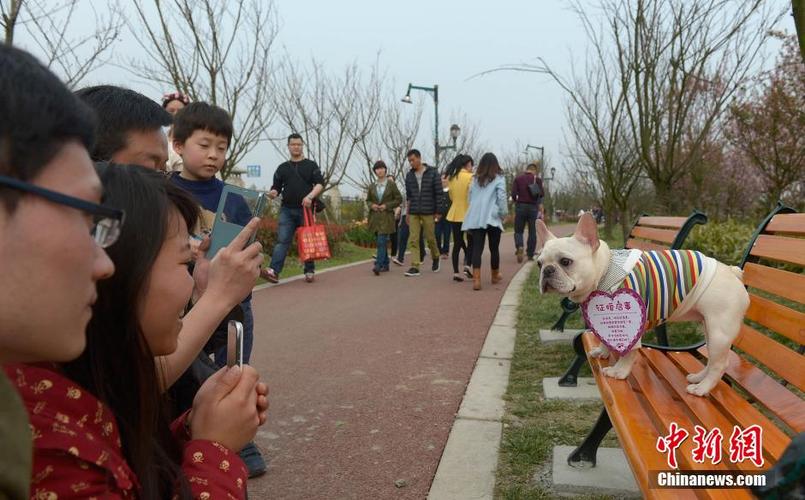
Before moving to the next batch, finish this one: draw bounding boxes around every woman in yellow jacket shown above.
[443,154,474,282]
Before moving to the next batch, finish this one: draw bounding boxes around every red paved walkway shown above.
[248,224,574,499]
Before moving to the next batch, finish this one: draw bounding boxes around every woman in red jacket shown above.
[6,164,267,499]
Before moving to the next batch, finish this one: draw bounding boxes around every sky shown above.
[12,0,791,194]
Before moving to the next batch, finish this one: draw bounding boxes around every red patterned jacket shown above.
[4,364,247,499]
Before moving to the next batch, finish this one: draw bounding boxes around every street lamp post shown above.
[402,83,460,167]
[524,144,544,172]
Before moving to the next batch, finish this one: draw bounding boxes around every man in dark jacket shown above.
[510,162,544,262]
[266,133,325,283]
[403,149,444,276]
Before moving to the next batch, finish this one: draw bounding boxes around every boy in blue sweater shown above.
[168,102,256,365]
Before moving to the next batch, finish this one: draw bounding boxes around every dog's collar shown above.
[597,249,643,292]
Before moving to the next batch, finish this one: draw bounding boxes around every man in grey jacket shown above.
[403,149,444,276]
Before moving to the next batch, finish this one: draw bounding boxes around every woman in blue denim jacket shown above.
[461,153,509,290]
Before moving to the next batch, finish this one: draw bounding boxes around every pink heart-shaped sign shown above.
[581,289,647,355]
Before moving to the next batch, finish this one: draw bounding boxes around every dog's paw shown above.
[588,346,610,359]
[602,365,630,380]
[686,380,716,397]
[686,369,707,384]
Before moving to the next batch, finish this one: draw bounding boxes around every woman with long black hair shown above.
[461,153,509,290]
[443,154,474,281]
[6,164,267,498]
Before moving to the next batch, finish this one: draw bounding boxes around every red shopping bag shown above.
[296,207,331,261]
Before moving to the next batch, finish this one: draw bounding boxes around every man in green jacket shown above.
[367,161,402,275]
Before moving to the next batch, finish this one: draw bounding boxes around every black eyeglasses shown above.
[0,174,125,248]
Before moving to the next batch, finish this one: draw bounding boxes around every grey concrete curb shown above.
[538,328,583,345]
[428,262,534,500]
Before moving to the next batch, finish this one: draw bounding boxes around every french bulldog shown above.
[535,213,749,396]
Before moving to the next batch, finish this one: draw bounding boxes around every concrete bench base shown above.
[551,445,639,498]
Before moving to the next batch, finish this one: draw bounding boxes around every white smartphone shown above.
[227,320,244,368]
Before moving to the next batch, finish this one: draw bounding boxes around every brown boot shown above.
[472,268,482,290]
[491,269,502,284]
[516,247,524,263]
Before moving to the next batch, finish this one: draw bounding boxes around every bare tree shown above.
[272,57,383,193]
[436,112,486,172]
[349,94,424,194]
[494,1,641,238]
[485,0,782,213]
[794,0,804,61]
[129,0,277,179]
[2,0,121,87]
[605,0,784,212]
[726,34,805,212]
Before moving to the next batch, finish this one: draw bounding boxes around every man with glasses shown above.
[0,45,120,500]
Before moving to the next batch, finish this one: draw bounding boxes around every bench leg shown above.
[550,297,579,332]
[558,331,585,387]
[568,409,613,468]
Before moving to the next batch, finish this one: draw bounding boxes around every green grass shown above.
[494,232,705,499]
[494,264,620,499]
[257,242,375,284]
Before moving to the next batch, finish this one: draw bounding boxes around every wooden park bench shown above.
[567,203,805,499]
[556,210,708,386]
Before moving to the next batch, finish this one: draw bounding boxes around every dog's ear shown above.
[536,219,555,253]
[573,213,600,252]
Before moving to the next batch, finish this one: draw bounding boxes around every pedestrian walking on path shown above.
[392,198,425,266]
[366,161,402,275]
[266,133,325,283]
[510,162,544,262]
[443,154,475,281]
[403,149,444,277]
[462,152,508,290]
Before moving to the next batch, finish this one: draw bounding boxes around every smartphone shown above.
[208,184,267,259]
[227,320,244,368]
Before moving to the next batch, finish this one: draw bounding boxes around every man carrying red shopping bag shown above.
[266,133,325,283]
[297,207,331,262]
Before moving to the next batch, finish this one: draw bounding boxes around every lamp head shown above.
[551,167,556,177]
[449,124,460,140]
[401,83,413,104]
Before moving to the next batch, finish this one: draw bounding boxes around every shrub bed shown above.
[256,217,349,258]
[686,219,755,265]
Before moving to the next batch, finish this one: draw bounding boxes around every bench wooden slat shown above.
[625,358,756,497]
[764,213,805,234]
[696,347,805,434]
[742,263,805,304]
[637,216,688,229]
[745,293,805,344]
[640,348,777,471]
[733,324,805,392]
[749,234,805,267]
[581,335,718,499]
[626,238,667,252]
[629,226,679,245]
[735,323,805,388]
[656,350,794,465]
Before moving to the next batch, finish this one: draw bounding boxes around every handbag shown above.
[527,175,544,200]
[296,207,331,261]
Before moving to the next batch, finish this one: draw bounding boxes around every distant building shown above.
[226,167,247,187]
